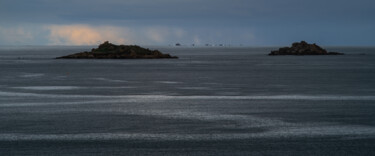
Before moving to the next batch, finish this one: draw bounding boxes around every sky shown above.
[0,0,374,46]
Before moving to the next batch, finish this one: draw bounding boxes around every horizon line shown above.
[1,44,375,48]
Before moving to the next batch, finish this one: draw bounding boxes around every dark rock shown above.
[56,41,178,59]
[269,41,344,55]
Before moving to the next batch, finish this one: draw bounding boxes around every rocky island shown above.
[269,41,343,55]
[57,41,178,59]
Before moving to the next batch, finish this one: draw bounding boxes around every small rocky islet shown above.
[269,41,344,55]
[56,41,178,59]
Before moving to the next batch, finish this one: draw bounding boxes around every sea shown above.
[0,45,375,155]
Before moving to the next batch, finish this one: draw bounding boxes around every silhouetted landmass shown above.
[57,41,178,59]
[269,41,344,55]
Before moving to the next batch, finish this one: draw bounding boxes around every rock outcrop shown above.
[57,41,178,59]
[269,41,343,55]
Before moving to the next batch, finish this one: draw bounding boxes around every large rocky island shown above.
[269,41,343,55]
[57,41,178,59]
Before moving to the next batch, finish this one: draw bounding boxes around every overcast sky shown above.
[0,0,374,46]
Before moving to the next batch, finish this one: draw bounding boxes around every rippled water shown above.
[0,46,375,155]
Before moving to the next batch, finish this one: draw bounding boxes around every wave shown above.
[12,86,81,91]
[155,81,181,84]
[0,125,374,141]
[19,73,45,78]
[0,99,133,107]
[178,87,211,90]
[92,78,128,83]
[1,91,375,101]
[11,86,135,91]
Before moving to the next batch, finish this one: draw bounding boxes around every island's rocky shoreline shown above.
[269,41,343,55]
[56,41,178,59]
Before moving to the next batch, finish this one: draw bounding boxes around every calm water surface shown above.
[0,46,375,155]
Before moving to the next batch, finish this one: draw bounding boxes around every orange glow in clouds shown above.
[47,25,128,45]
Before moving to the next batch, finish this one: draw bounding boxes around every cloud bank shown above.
[46,25,130,45]
[0,22,259,46]
[44,24,190,45]
[0,24,255,46]
[0,26,33,44]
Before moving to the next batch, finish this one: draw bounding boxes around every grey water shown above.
[0,46,375,155]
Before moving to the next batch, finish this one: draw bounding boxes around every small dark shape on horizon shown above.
[56,41,178,59]
[269,41,344,55]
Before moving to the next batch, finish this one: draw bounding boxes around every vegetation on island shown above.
[269,41,343,55]
[57,41,178,59]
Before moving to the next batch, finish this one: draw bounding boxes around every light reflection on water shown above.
[0,46,375,154]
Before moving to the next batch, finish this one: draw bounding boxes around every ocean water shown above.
[0,46,375,155]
